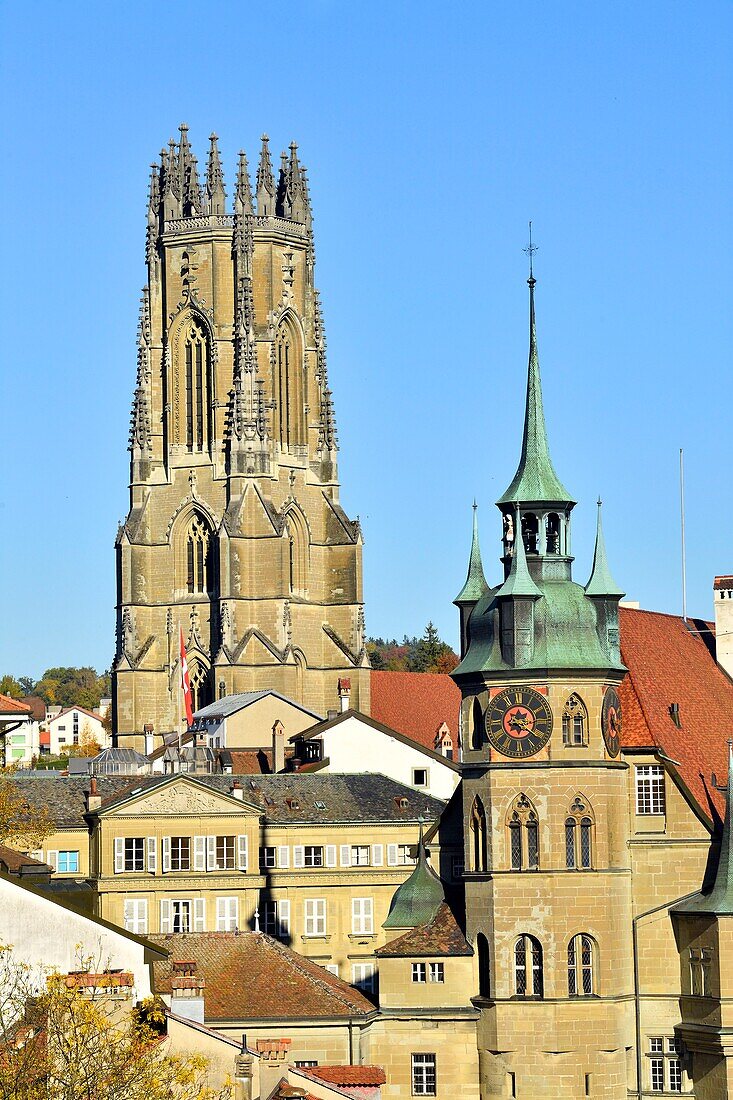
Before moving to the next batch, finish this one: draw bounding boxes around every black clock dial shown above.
[602,687,622,758]
[485,687,553,759]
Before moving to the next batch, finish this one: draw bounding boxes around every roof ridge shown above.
[261,933,369,1013]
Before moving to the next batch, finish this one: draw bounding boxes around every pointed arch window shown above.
[507,794,539,871]
[514,935,543,997]
[275,317,304,450]
[178,315,210,453]
[188,662,212,715]
[470,797,488,873]
[186,515,213,595]
[568,934,596,996]
[562,693,588,747]
[284,509,309,595]
[565,796,594,870]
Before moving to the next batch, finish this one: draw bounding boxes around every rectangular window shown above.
[412,768,428,787]
[451,856,464,881]
[412,1053,436,1096]
[216,897,239,931]
[170,837,191,872]
[304,899,326,936]
[649,1038,663,1054]
[295,1061,318,1068]
[260,846,276,869]
[397,844,416,866]
[56,851,79,874]
[429,962,444,983]
[650,1058,664,1092]
[351,897,374,934]
[636,765,666,815]
[172,899,192,933]
[263,900,290,938]
[125,838,145,872]
[669,1058,682,1092]
[412,962,427,983]
[351,845,370,866]
[123,899,147,934]
[352,963,376,993]
[304,845,324,868]
[214,836,235,870]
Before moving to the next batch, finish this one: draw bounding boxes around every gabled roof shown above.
[48,705,103,725]
[370,671,461,752]
[20,697,46,722]
[0,844,51,876]
[292,710,461,773]
[0,693,31,716]
[151,931,375,1020]
[377,901,472,958]
[193,690,323,722]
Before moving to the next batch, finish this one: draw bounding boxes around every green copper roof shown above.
[496,279,576,508]
[383,827,445,930]
[675,743,733,916]
[494,506,542,600]
[454,504,490,605]
[585,500,625,598]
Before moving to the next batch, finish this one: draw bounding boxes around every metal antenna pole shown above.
[680,448,687,622]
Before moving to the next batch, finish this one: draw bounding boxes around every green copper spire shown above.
[495,505,542,599]
[585,499,624,597]
[454,502,490,605]
[497,276,575,508]
[383,821,445,930]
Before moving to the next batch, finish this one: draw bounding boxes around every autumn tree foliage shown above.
[0,946,230,1100]
[0,777,54,851]
[367,622,459,674]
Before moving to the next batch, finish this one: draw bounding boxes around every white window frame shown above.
[351,845,370,867]
[123,898,147,934]
[56,850,79,874]
[351,962,376,993]
[170,836,191,872]
[412,962,427,984]
[635,765,666,815]
[216,896,239,931]
[304,898,326,936]
[428,962,444,983]
[351,897,374,935]
[263,898,290,938]
[411,1053,436,1096]
[412,767,429,788]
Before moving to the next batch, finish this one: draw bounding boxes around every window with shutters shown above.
[214,836,235,870]
[172,900,192,933]
[124,899,147,934]
[352,963,376,994]
[565,796,595,870]
[124,838,145,872]
[352,897,373,934]
[506,794,540,871]
[514,935,543,997]
[260,846,276,870]
[351,845,370,866]
[170,837,191,871]
[397,844,415,865]
[568,934,596,996]
[263,899,290,938]
[304,845,324,868]
[304,898,326,936]
[411,1053,437,1096]
[636,765,666,815]
[216,897,239,931]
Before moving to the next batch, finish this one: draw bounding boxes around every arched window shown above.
[180,315,210,452]
[562,693,588,747]
[284,509,309,595]
[186,514,213,595]
[521,513,539,554]
[275,317,304,450]
[470,797,488,873]
[506,794,539,871]
[565,796,594,869]
[471,698,483,751]
[514,935,543,997]
[477,933,491,998]
[545,512,561,554]
[568,934,596,996]
[188,661,212,716]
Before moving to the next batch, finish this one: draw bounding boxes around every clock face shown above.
[485,687,553,759]
[602,687,622,758]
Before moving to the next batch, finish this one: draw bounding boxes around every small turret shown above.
[256,135,275,216]
[162,139,181,221]
[454,503,490,658]
[178,123,203,215]
[206,133,227,215]
[288,142,308,223]
[383,823,444,934]
[585,499,624,664]
[234,150,253,216]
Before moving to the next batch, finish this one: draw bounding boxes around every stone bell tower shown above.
[453,269,633,1098]
[113,126,369,747]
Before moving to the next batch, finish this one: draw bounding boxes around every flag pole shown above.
[178,622,183,755]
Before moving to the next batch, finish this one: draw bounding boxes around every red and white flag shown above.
[180,627,194,727]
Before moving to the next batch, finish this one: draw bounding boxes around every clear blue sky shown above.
[1,1,731,678]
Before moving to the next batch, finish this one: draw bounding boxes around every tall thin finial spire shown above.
[523,220,538,281]
[454,502,489,605]
[585,498,624,597]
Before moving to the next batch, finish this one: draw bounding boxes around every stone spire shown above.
[288,142,308,223]
[314,291,338,456]
[454,503,490,605]
[206,132,227,215]
[497,276,575,508]
[234,150,254,216]
[178,124,203,215]
[276,150,289,217]
[585,500,624,597]
[256,134,275,216]
[162,139,181,220]
[129,287,153,480]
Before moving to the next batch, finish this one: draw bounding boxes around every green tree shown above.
[0,676,22,699]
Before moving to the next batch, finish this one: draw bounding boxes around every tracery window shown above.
[565,795,594,869]
[507,793,539,871]
[275,317,305,450]
[182,316,209,452]
[470,797,488,872]
[284,509,309,595]
[186,515,213,595]
[562,693,588,746]
[568,934,596,996]
[188,662,212,714]
[514,935,543,997]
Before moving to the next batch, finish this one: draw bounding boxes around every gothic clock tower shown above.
[453,270,633,1098]
[113,127,369,747]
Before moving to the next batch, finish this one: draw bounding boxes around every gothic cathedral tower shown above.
[113,127,369,746]
[453,272,633,1098]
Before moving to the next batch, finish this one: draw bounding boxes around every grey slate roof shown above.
[8,774,445,828]
[193,690,323,722]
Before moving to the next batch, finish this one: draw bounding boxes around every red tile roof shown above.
[713,576,733,591]
[150,932,375,1021]
[20,697,46,722]
[307,1066,386,1086]
[376,901,472,958]
[0,844,50,875]
[370,671,461,751]
[0,693,31,715]
[229,749,273,774]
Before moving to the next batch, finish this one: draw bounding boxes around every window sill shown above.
[348,933,376,942]
[301,934,331,942]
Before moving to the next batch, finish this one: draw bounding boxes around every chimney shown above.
[669,703,681,728]
[714,576,733,679]
[170,961,205,1024]
[87,777,102,813]
[231,781,244,801]
[272,720,285,773]
[338,677,351,713]
[143,723,154,757]
[234,1033,254,1100]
